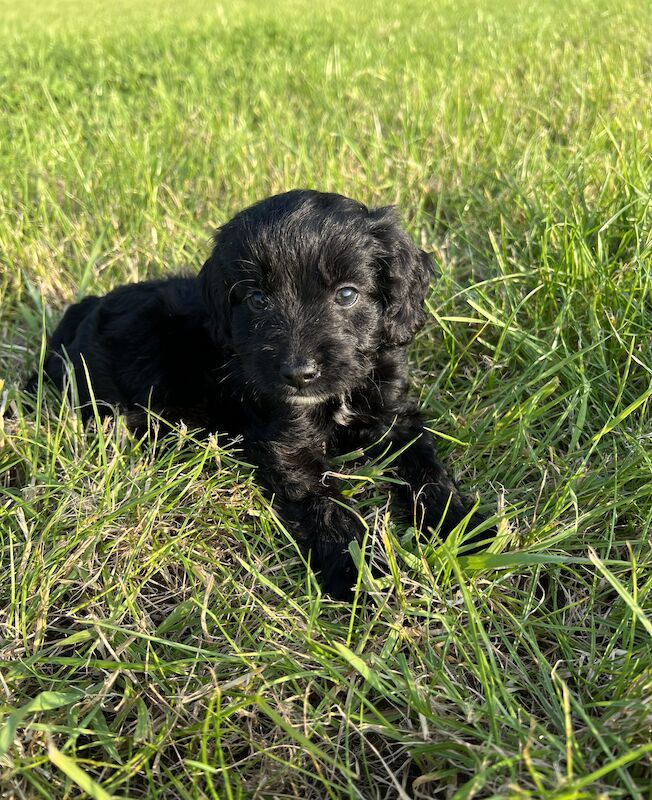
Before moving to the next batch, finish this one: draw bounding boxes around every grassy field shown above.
[1,0,651,797]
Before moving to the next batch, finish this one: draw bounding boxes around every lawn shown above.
[1,0,651,797]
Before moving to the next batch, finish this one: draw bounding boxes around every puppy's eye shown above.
[247,290,269,312]
[334,286,359,307]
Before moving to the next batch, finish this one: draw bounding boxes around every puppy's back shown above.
[26,277,214,417]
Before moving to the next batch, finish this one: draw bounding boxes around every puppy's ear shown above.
[369,207,434,347]
[198,246,231,344]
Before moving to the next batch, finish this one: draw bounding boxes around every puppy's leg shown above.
[245,438,365,599]
[345,406,491,547]
[25,296,101,396]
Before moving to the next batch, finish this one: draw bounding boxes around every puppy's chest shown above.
[332,399,356,428]
[322,398,359,455]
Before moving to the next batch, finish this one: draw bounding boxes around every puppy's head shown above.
[200,190,433,406]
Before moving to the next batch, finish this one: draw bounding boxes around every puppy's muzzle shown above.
[280,358,321,389]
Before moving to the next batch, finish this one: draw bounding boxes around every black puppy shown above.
[28,190,489,597]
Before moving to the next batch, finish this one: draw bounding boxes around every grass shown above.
[1,0,651,796]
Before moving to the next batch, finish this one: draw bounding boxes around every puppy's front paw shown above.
[416,485,494,549]
[309,501,367,600]
[459,511,495,552]
[318,550,359,600]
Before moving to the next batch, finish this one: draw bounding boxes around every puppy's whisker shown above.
[226,278,256,305]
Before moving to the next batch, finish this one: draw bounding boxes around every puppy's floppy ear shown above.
[369,206,434,347]
[198,242,231,344]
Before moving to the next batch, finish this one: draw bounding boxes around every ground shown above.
[0,0,651,797]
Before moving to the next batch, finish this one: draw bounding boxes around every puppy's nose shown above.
[280,359,321,389]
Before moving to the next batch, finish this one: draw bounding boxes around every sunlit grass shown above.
[1,0,651,797]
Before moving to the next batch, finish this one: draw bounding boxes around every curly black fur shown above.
[27,189,491,598]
